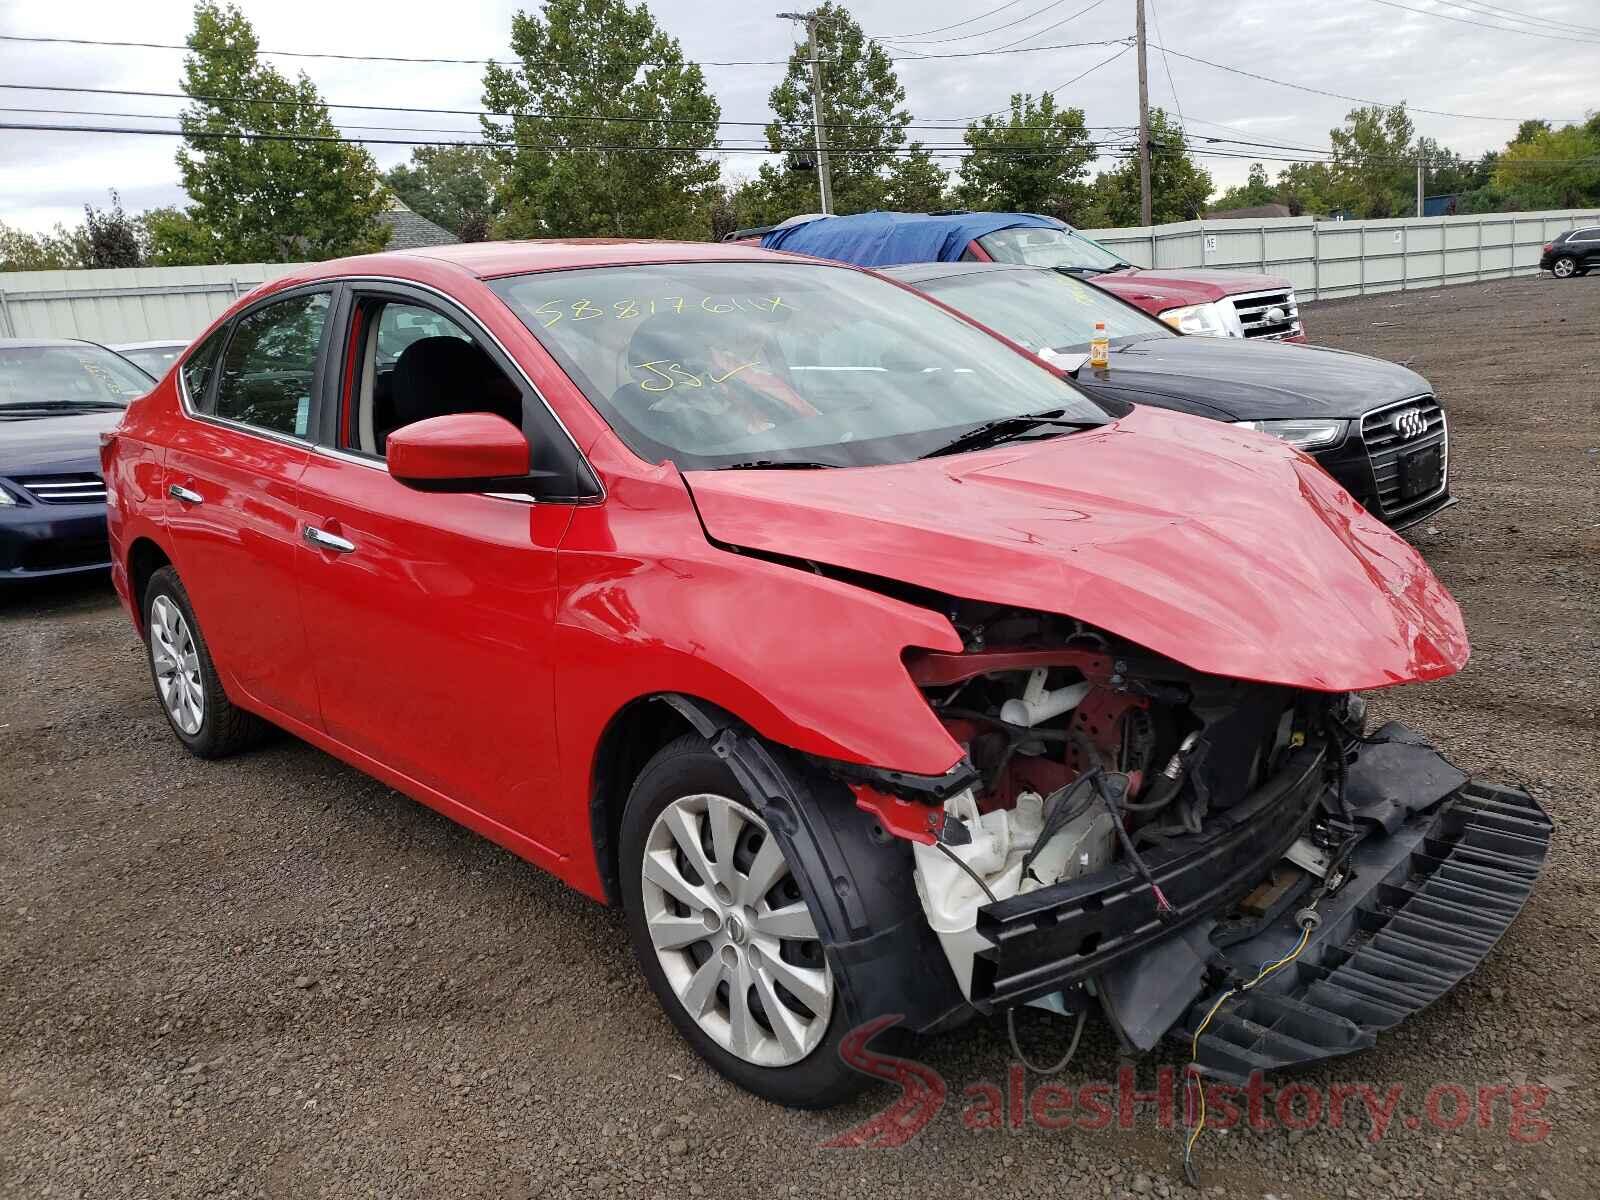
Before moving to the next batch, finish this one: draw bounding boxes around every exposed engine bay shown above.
[898,604,1335,1005]
[829,600,1551,1078]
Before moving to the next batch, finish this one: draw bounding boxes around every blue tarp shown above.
[759,211,1061,267]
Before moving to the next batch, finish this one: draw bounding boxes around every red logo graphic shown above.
[819,1016,947,1148]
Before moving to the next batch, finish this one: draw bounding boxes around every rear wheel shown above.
[619,734,867,1108]
[143,566,266,758]
[1551,255,1578,279]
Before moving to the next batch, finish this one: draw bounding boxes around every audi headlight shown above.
[1157,301,1241,338]
[1234,418,1350,450]
[0,484,17,506]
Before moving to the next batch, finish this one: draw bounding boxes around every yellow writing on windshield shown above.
[635,359,761,393]
[531,296,790,328]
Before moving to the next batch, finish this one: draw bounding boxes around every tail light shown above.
[1543,242,1554,254]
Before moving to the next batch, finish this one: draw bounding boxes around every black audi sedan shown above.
[0,338,154,581]
[880,262,1453,531]
[1539,226,1600,279]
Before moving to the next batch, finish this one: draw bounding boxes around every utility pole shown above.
[1416,159,1425,218]
[1135,0,1151,227]
[778,10,834,214]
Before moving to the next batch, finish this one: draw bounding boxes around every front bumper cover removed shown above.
[1181,779,1551,1079]
[967,724,1551,1074]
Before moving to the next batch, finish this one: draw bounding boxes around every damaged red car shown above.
[104,241,1550,1110]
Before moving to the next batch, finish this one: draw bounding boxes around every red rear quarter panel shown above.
[104,379,178,631]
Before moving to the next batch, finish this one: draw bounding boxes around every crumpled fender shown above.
[545,460,968,879]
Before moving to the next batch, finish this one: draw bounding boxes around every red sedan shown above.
[104,241,1548,1111]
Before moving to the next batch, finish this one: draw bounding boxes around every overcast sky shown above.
[1,0,1595,233]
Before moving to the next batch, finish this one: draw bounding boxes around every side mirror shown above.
[386,412,531,493]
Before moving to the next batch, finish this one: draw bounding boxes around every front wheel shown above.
[1551,255,1579,279]
[619,734,868,1108]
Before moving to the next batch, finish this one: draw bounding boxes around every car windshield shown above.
[117,345,184,377]
[0,343,153,410]
[977,226,1129,273]
[491,262,1110,469]
[911,268,1175,355]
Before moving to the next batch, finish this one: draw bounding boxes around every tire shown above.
[1551,256,1578,279]
[619,734,868,1108]
[142,566,266,759]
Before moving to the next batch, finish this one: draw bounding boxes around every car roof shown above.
[272,238,806,288]
[877,261,1051,285]
[0,337,103,350]
[112,339,189,351]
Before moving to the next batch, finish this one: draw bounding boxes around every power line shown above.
[953,42,1135,121]
[1147,44,1582,123]
[0,119,1154,156]
[1441,0,1600,36]
[868,0,1033,41]
[0,30,1133,65]
[881,0,1083,45]
[982,0,1118,53]
[0,80,1133,133]
[1146,0,1187,134]
[8,119,1598,168]
[1354,0,1600,43]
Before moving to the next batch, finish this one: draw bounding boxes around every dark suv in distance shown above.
[1539,226,1600,279]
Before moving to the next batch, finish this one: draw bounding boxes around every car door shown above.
[294,283,594,850]
[1577,227,1600,271]
[162,288,334,728]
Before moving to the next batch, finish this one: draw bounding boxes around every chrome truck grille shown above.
[1228,288,1302,340]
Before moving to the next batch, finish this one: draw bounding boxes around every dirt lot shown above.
[2,274,1596,1199]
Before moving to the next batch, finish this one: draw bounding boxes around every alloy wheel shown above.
[1553,258,1576,278]
[639,792,833,1067]
[149,595,205,735]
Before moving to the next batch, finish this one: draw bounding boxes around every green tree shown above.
[738,2,940,224]
[956,93,1096,220]
[1274,161,1339,217]
[1085,109,1213,226]
[154,1,390,264]
[1494,120,1600,209]
[384,146,504,241]
[885,145,950,211]
[1327,103,1415,218]
[482,0,722,240]
[0,222,89,271]
[82,190,146,268]
[1210,161,1277,212]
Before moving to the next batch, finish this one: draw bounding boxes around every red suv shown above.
[104,241,1545,1111]
[745,212,1308,342]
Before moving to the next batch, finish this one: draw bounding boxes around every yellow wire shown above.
[1184,924,1314,1166]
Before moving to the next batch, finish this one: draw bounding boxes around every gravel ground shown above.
[2,274,1596,1199]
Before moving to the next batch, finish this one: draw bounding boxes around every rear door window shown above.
[212,292,332,438]
[179,329,225,408]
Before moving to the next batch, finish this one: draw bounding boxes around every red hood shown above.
[682,406,1467,692]
[1096,267,1289,308]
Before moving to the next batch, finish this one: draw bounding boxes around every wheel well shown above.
[589,697,700,906]
[127,538,172,631]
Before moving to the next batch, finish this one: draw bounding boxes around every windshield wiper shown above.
[1,400,127,413]
[919,410,1094,459]
[719,459,837,470]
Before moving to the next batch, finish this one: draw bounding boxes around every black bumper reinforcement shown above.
[1182,780,1552,1079]
[971,744,1328,1011]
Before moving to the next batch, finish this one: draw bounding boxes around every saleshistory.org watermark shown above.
[821,1017,1555,1150]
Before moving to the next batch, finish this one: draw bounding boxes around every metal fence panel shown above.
[1080,207,1600,302]
[0,262,303,342]
[2,209,1598,343]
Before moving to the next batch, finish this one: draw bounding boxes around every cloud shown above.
[1,0,1594,234]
